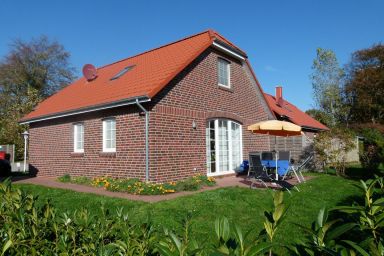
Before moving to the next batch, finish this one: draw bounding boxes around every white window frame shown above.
[102,118,116,152]
[217,58,231,88]
[206,119,242,176]
[73,123,84,153]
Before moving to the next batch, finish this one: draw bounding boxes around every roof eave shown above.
[212,40,247,60]
[20,96,151,125]
[301,125,329,132]
[274,112,329,132]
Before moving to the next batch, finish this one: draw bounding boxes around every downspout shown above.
[135,99,150,182]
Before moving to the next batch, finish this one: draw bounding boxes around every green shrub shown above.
[359,128,384,175]
[0,179,159,255]
[71,176,92,185]
[57,173,71,182]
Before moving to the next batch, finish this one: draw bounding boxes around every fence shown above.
[0,144,15,163]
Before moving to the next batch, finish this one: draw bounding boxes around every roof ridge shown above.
[265,93,298,109]
[264,93,329,130]
[97,29,212,70]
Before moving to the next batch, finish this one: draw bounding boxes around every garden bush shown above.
[313,127,355,176]
[359,128,384,175]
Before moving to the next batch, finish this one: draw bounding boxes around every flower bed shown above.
[57,174,216,195]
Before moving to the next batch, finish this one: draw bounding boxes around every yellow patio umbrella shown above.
[247,120,302,180]
[247,120,302,136]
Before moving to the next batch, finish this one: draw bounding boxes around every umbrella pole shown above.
[275,136,278,180]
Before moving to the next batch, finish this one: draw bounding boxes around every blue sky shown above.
[0,0,383,111]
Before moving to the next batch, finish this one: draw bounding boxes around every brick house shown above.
[264,86,329,161]
[21,30,325,182]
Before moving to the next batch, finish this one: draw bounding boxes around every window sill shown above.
[70,152,84,157]
[218,85,233,92]
[99,152,116,157]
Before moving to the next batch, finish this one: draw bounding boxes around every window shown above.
[73,123,84,153]
[103,118,116,152]
[110,65,135,80]
[206,119,242,175]
[218,58,230,88]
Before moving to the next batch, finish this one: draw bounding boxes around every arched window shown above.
[206,119,242,175]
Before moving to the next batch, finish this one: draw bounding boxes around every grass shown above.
[15,174,361,248]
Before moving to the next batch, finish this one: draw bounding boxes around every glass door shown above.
[206,119,242,175]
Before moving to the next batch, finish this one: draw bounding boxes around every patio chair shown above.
[261,151,273,161]
[282,154,313,183]
[275,151,291,179]
[247,152,273,189]
[278,151,290,161]
[261,151,274,169]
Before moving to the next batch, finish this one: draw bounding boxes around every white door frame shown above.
[206,119,243,177]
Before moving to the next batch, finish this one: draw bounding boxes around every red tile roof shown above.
[23,30,251,123]
[264,93,329,131]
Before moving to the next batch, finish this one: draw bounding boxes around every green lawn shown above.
[15,175,361,248]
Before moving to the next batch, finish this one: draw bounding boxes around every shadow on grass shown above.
[305,164,383,181]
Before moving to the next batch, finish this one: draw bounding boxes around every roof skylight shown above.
[110,65,135,81]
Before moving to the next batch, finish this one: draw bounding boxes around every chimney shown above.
[275,86,284,106]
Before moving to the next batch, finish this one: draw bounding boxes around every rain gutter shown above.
[135,98,150,182]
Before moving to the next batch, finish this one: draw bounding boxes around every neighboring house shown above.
[21,30,276,182]
[264,86,329,161]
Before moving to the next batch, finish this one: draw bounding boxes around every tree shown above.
[310,48,347,127]
[305,108,333,127]
[0,36,76,159]
[344,44,384,124]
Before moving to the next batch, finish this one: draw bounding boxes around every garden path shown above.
[13,175,303,202]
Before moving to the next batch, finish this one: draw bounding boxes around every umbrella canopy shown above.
[247,120,302,136]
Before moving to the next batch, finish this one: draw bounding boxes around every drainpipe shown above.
[135,99,149,182]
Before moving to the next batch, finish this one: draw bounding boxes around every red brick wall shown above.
[29,107,147,179]
[28,47,273,182]
[149,48,272,181]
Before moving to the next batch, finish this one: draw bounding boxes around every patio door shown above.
[206,119,242,175]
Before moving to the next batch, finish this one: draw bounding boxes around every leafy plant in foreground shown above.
[332,176,384,255]
[292,176,384,256]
